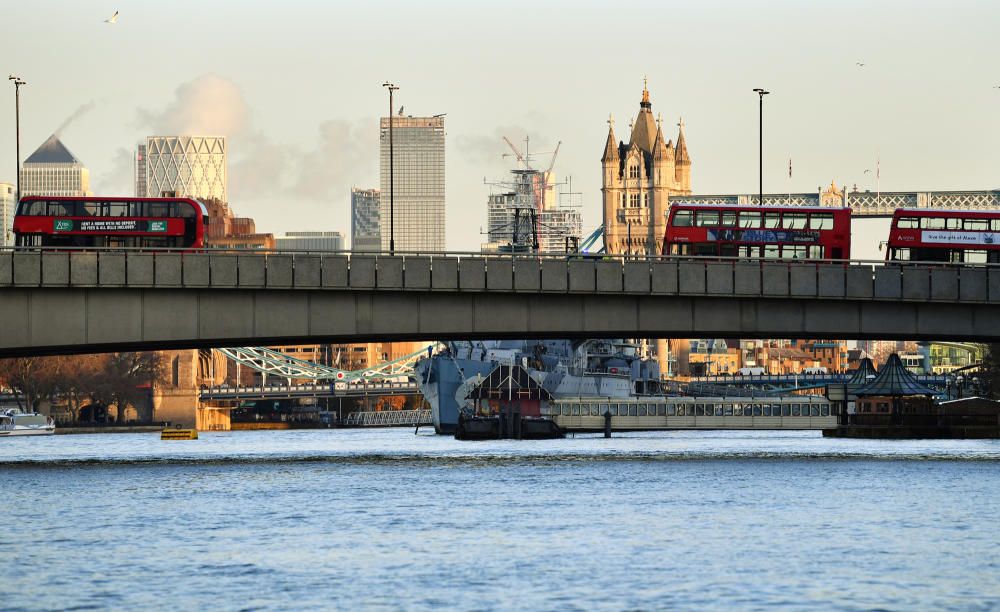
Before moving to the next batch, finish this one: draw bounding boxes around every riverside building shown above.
[379,114,445,252]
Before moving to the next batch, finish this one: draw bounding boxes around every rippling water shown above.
[3,430,999,610]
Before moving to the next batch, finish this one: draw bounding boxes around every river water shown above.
[2,429,999,610]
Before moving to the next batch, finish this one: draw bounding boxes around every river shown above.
[2,429,999,610]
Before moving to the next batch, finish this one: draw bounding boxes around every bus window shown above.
[720,244,738,257]
[950,251,963,263]
[106,202,130,216]
[177,202,196,218]
[992,219,1000,232]
[693,243,717,256]
[670,243,691,256]
[739,211,761,228]
[739,245,762,258]
[891,248,911,261]
[965,250,988,264]
[964,219,989,231]
[783,212,807,229]
[47,200,75,216]
[897,217,919,229]
[763,212,780,228]
[922,217,946,230]
[783,245,807,259]
[672,211,693,226]
[763,245,780,259]
[695,211,720,227]
[721,211,737,227]
[811,213,834,230]
[946,218,961,230]
[808,245,823,259]
[148,201,172,217]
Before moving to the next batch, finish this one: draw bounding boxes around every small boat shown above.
[0,408,56,436]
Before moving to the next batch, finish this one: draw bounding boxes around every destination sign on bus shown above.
[52,219,170,233]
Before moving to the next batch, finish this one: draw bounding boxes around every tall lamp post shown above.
[9,75,26,206]
[382,81,399,255]
[752,88,769,205]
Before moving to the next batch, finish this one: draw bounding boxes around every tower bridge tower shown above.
[601,81,691,256]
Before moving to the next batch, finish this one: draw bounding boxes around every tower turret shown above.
[674,118,691,194]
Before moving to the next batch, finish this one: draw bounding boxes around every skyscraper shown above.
[135,143,147,198]
[19,135,91,198]
[0,182,14,247]
[351,188,381,251]
[142,136,227,201]
[379,114,445,252]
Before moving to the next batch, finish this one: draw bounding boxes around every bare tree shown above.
[91,353,166,424]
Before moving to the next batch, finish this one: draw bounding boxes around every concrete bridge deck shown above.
[1,249,999,356]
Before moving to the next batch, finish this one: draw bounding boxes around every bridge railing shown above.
[2,247,1000,303]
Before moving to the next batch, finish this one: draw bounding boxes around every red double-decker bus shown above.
[13,196,208,249]
[664,204,852,260]
[886,208,1000,263]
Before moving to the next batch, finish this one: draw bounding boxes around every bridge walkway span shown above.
[2,249,1000,356]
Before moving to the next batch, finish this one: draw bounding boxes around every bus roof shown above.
[893,208,1000,217]
[19,195,201,203]
[669,203,850,212]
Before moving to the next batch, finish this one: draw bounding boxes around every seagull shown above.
[863,169,872,174]
[856,62,866,67]
[104,10,119,24]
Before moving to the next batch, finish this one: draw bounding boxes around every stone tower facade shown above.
[601,83,691,256]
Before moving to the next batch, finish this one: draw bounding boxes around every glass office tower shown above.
[379,115,445,252]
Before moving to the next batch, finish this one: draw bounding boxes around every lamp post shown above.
[382,82,399,255]
[752,88,769,205]
[8,75,26,206]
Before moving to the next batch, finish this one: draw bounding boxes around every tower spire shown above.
[641,76,651,109]
[601,113,619,162]
[675,117,689,163]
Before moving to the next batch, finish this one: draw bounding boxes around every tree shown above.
[59,354,105,422]
[0,356,66,412]
[91,352,166,424]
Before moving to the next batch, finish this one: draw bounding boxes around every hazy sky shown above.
[2,0,998,257]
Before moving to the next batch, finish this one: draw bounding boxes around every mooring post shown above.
[604,410,612,438]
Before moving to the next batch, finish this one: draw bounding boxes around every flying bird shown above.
[864,169,872,174]
[856,62,866,67]
[104,10,119,24]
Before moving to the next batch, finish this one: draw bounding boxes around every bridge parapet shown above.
[2,250,1000,304]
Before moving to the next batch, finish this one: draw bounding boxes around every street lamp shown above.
[8,75,26,206]
[752,88,769,205]
[382,81,399,255]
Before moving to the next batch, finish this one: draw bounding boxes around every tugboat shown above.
[0,408,56,436]
[453,363,564,440]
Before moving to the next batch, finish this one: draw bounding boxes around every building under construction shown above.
[482,137,582,254]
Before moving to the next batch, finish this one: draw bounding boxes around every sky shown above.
[1,0,998,258]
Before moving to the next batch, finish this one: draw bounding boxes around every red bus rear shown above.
[14,196,207,249]
[887,208,1000,264]
[664,204,852,260]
